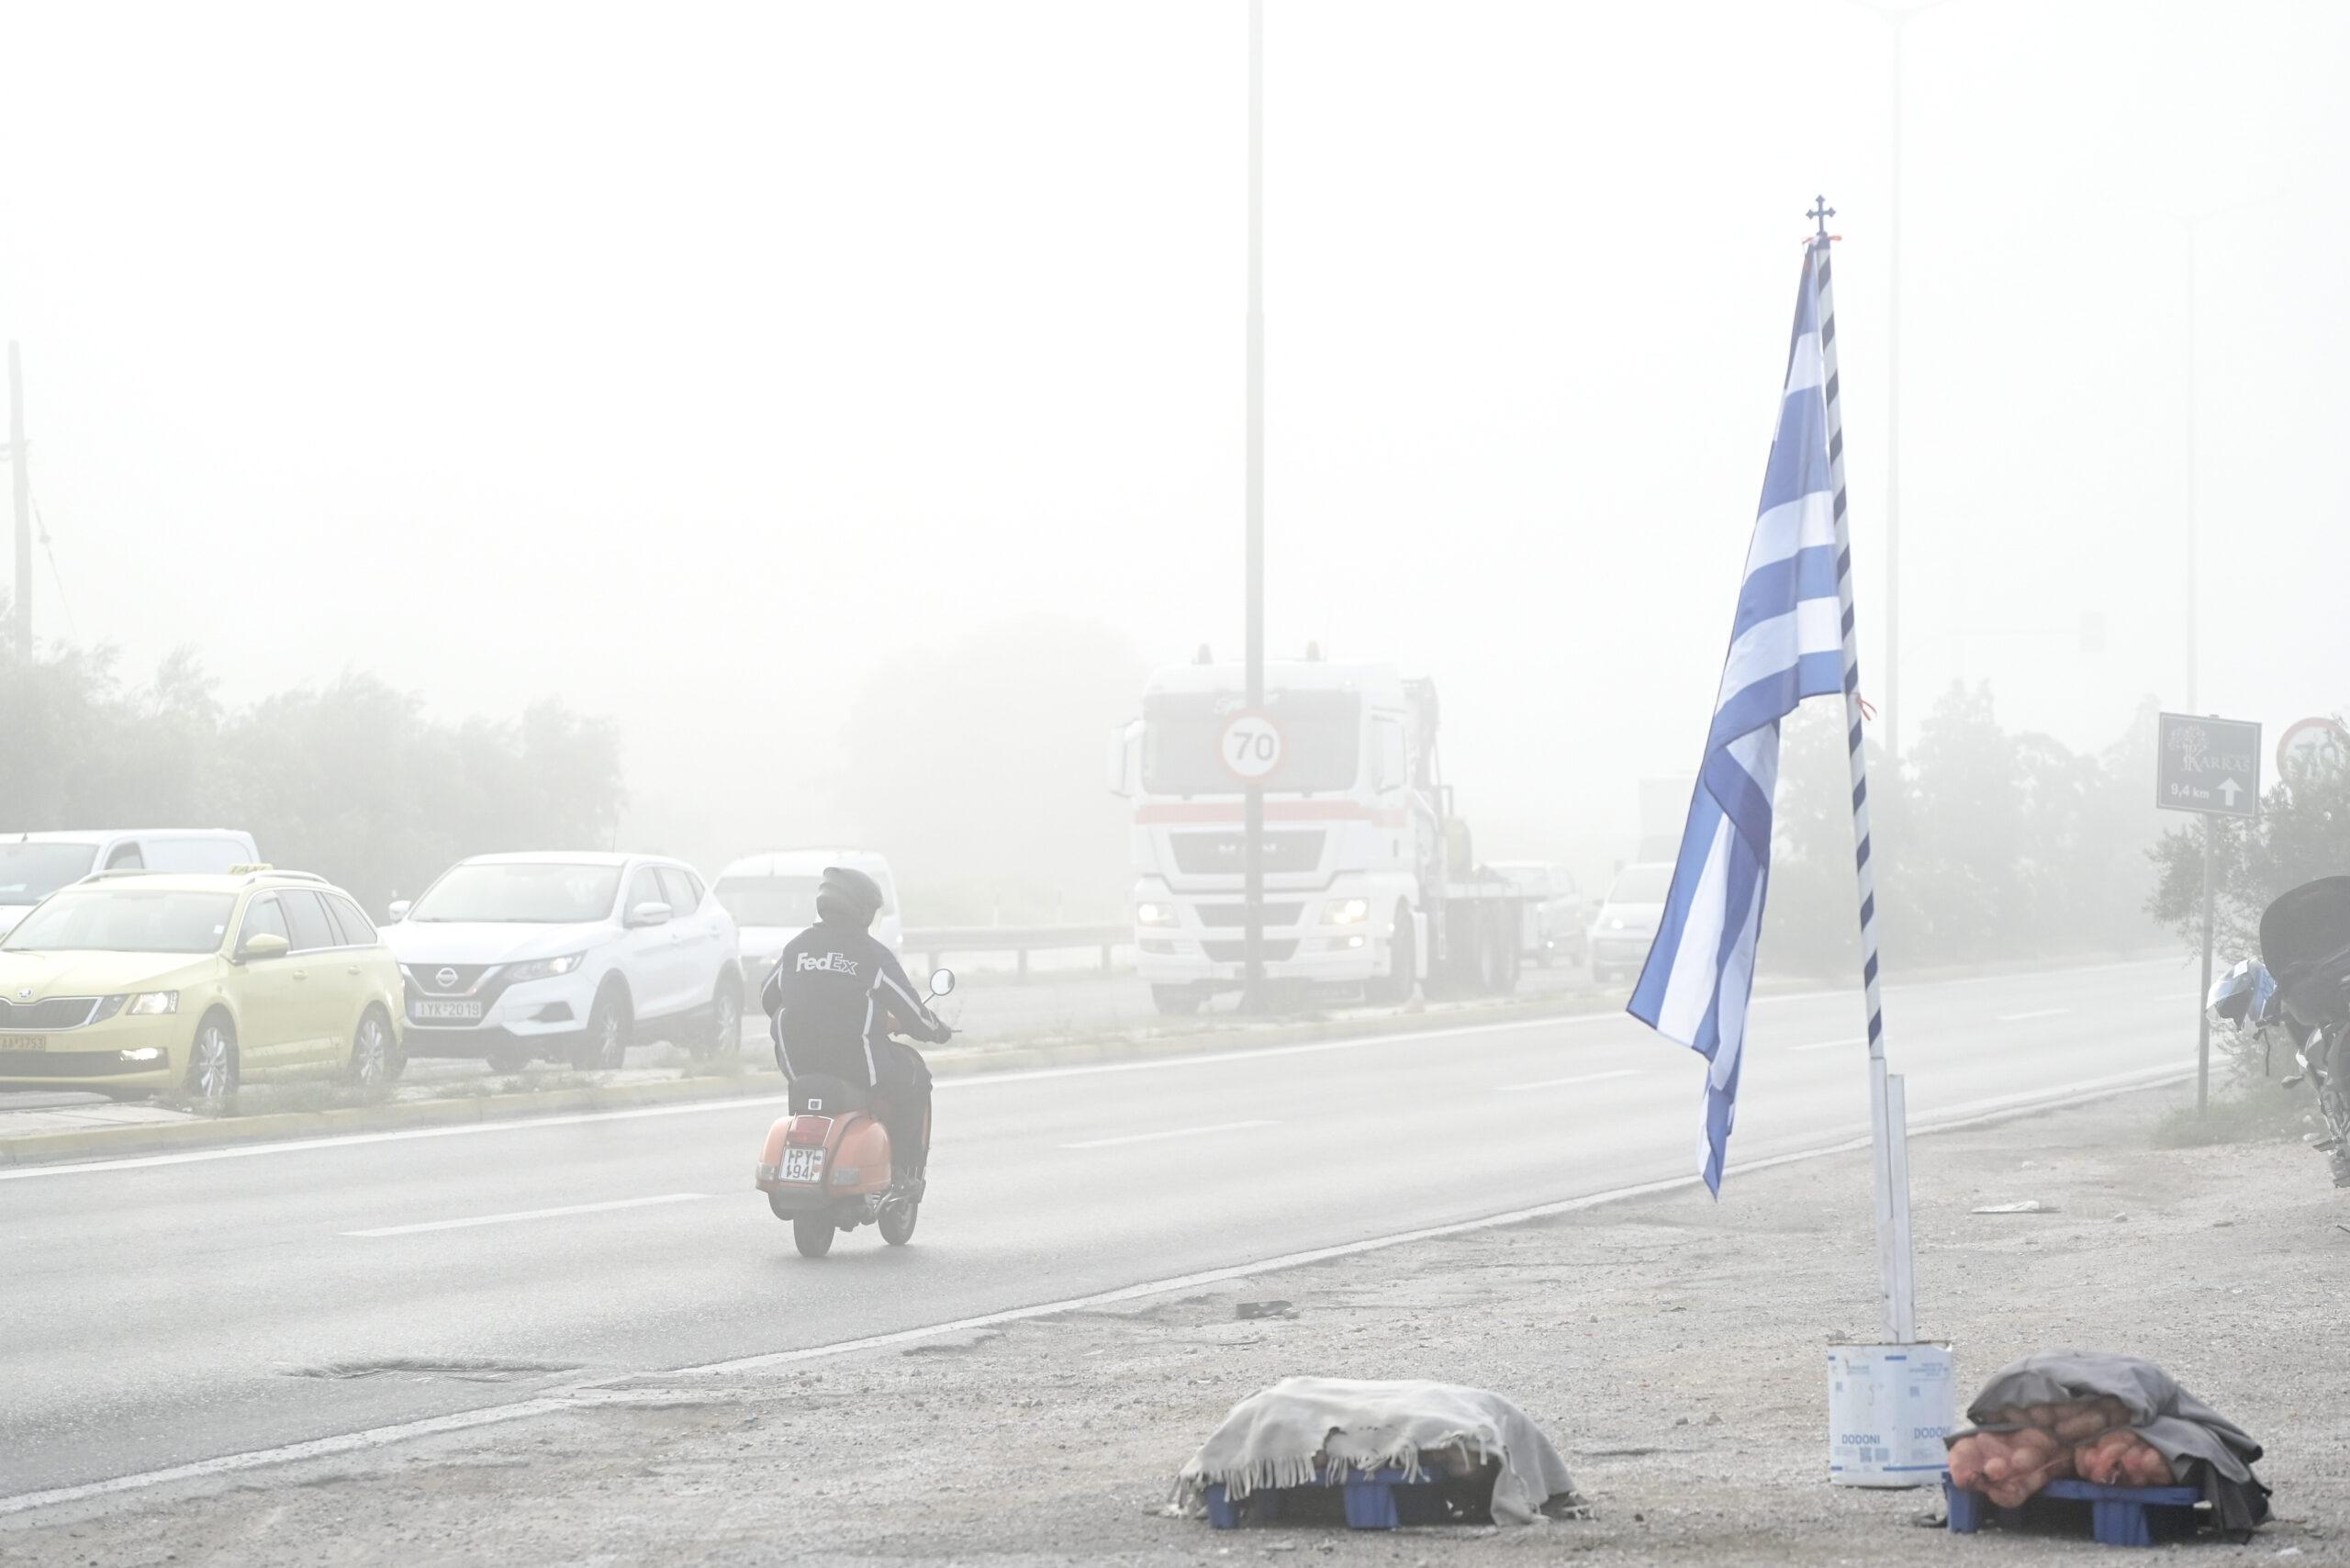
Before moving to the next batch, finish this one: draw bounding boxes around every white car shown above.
[384,852,742,1071]
[0,829,258,939]
[712,848,903,1002]
[1588,861,1673,984]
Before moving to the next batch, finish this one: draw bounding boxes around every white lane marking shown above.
[343,1193,708,1238]
[1494,1069,1641,1092]
[1060,1120,1277,1150]
[0,1058,2197,1519]
[1994,1008,2072,1024]
[0,957,2180,1184]
[1791,1037,1867,1054]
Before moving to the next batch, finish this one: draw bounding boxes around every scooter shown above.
[755,967,957,1258]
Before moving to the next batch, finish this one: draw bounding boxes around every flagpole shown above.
[1809,196,1917,1345]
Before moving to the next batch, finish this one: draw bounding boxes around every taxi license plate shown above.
[0,1035,47,1052]
[778,1147,824,1184]
[412,1000,484,1023]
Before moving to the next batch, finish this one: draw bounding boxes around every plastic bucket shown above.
[1827,1343,1955,1487]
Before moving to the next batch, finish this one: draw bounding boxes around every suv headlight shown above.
[1327,898,1371,926]
[127,991,180,1016]
[1136,902,1179,928]
[505,953,586,983]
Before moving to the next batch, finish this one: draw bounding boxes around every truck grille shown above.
[0,996,100,1031]
[1203,940,1300,963]
[1193,904,1304,927]
[1169,831,1324,876]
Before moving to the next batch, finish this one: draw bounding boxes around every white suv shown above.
[384,852,742,1071]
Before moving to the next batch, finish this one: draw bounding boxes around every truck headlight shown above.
[127,991,180,1016]
[505,953,586,983]
[1327,898,1371,925]
[1136,902,1179,928]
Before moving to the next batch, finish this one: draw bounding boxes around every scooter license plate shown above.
[778,1147,824,1184]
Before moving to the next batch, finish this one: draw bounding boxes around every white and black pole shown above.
[1811,196,1917,1345]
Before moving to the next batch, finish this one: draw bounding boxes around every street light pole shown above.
[1884,17,1908,758]
[1841,0,1963,760]
[2185,225,2198,712]
[1242,0,1268,1010]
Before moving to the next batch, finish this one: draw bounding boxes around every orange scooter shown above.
[755,968,956,1258]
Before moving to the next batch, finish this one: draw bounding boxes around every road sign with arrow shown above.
[2156,712,2261,819]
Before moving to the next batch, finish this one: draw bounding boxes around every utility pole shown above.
[7,342,28,659]
[1241,0,1268,1011]
[2184,228,2199,712]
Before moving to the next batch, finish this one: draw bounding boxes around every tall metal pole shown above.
[2184,229,2199,713]
[7,342,28,660]
[1242,0,1267,1009]
[1883,23,1906,758]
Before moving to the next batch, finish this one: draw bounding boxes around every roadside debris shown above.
[1970,1200,2057,1215]
[1235,1299,1296,1320]
[1174,1376,1581,1529]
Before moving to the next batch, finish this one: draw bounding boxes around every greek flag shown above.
[1629,242,1848,1194]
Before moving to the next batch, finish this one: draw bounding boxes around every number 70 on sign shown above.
[1219,711,1285,783]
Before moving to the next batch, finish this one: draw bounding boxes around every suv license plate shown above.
[778,1148,823,1184]
[412,1000,484,1023]
[0,1035,46,1052]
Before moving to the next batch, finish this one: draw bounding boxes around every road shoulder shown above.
[6,1081,2337,1565]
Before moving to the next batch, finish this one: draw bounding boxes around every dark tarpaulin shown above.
[1953,1350,2271,1538]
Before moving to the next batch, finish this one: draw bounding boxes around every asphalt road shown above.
[0,956,2199,1502]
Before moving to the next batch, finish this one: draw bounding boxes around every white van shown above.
[0,829,260,938]
[713,848,903,1001]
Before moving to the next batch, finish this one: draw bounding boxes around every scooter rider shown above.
[761,866,950,1182]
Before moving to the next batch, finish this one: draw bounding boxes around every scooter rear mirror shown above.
[929,968,957,999]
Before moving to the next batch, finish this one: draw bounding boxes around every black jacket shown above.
[761,919,947,1086]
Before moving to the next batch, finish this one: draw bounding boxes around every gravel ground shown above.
[7,1082,2344,1566]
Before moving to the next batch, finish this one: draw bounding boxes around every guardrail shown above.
[901,924,1130,980]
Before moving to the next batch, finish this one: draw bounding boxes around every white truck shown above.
[1108,655,1527,1014]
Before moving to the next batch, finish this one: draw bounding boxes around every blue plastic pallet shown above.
[1204,1467,1450,1530]
[1945,1475,2204,1548]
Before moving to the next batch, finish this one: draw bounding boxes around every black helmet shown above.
[815,865,885,929]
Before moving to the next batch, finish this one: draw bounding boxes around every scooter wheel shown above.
[792,1213,836,1258]
[879,1196,919,1247]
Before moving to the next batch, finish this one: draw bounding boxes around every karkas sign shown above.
[2155,712,2262,819]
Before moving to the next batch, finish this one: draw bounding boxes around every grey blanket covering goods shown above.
[1175,1376,1580,1526]
[1955,1350,2270,1537]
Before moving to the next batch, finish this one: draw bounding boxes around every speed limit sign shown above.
[1219,711,1285,783]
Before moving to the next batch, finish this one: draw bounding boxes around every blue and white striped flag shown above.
[1629,241,1850,1194]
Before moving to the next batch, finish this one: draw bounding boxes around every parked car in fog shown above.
[0,866,404,1103]
[713,847,902,1001]
[0,829,258,940]
[1588,861,1673,984]
[1493,861,1588,968]
[384,852,741,1072]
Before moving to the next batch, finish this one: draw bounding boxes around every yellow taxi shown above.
[0,868,407,1103]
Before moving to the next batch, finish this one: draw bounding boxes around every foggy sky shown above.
[3,0,2344,875]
